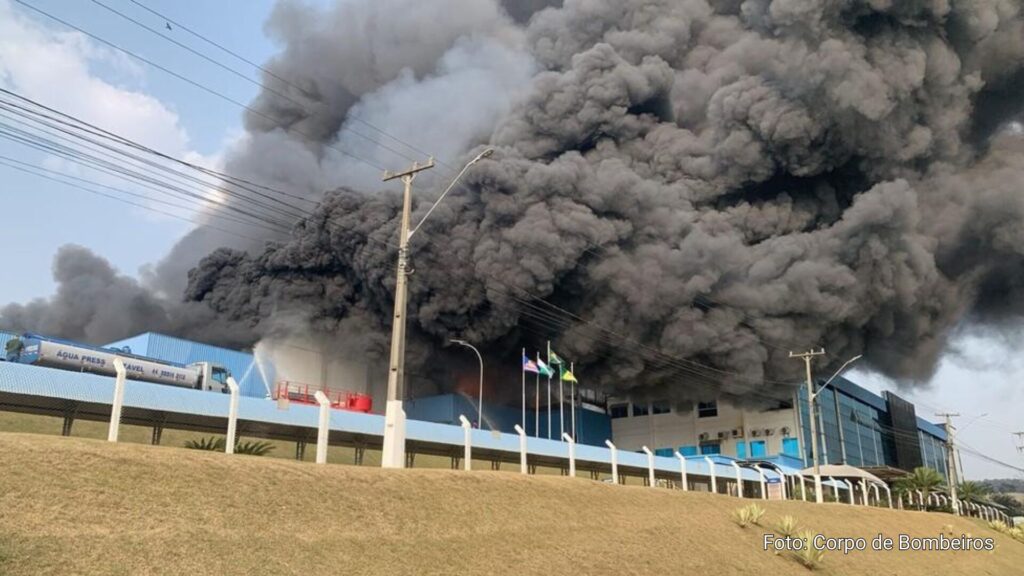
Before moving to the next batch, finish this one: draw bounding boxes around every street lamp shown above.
[380,148,494,469]
[451,339,484,429]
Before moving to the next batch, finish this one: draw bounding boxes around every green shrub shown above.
[183,437,274,456]
[791,530,825,570]
[747,503,766,526]
[776,515,799,538]
[235,440,275,456]
[732,506,753,528]
[184,436,225,451]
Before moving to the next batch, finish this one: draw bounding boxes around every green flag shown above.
[549,351,565,365]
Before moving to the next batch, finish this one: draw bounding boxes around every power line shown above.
[0,158,264,242]
[0,87,316,213]
[12,0,386,172]
[89,0,425,168]
[124,0,452,171]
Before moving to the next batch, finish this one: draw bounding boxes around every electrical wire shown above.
[12,0,386,172]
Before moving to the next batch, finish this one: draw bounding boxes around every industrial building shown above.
[3,329,947,478]
[607,377,948,478]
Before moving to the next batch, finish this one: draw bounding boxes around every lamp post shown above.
[451,339,484,429]
[380,148,494,469]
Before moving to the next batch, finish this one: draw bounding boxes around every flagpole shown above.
[546,341,552,439]
[521,347,526,433]
[534,353,540,437]
[570,361,576,441]
[559,365,565,441]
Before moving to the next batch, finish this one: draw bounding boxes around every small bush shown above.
[776,515,799,538]
[791,530,825,570]
[747,503,766,526]
[732,506,753,528]
[235,440,275,456]
[988,521,1011,534]
[183,437,274,456]
[184,436,225,451]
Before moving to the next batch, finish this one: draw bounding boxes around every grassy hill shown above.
[1,432,1022,576]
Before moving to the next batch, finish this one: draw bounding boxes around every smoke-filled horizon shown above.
[5,0,1024,407]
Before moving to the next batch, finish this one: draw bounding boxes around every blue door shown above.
[750,440,767,458]
[782,438,800,457]
[735,441,747,459]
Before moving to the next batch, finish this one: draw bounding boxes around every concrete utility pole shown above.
[380,157,435,469]
[790,349,825,503]
[937,412,961,516]
[379,149,493,469]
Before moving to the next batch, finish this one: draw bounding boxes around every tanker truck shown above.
[7,333,231,393]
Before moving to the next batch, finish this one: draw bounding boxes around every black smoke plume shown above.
[7,0,1024,406]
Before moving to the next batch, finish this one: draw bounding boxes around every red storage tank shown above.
[351,394,372,413]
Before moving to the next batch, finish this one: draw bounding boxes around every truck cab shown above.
[190,362,232,393]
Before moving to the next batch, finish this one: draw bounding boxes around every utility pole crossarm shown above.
[382,157,435,182]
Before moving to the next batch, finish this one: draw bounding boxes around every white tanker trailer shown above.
[7,333,231,393]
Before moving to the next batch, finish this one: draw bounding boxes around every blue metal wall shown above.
[105,333,272,398]
[405,393,612,447]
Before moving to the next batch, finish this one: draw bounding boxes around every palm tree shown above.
[894,467,945,509]
[957,481,991,503]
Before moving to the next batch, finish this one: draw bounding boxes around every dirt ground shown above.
[1,432,1021,575]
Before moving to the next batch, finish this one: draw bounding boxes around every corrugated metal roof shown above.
[106,333,273,399]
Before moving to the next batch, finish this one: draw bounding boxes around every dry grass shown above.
[0,432,1022,575]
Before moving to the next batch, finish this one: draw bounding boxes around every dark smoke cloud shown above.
[7,0,1024,407]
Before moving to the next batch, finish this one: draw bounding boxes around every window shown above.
[632,403,649,417]
[651,400,671,415]
[700,442,721,455]
[654,448,673,457]
[782,438,800,458]
[678,445,699,456]
[697,401,718,418]
[735,441,747,459]
[750,440,767,458]
[609,403,629,419]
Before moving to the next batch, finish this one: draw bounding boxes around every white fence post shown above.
[797,472,807,501]
[885,485,893,509]
[860,480,868,506]
[606,440,618,485]
[562,432,575,477]
[459,415,472,471]
[514,425,528,474]
[107,358,127,443]
[642,446,655,488]
[314,391,331,464]
[225,377,240,455]
[381,400,407,469]
[846,480,855,505]
[704,456,717,494]
[674,451,688,491]
[731,461,743,498]
[829,476,840,501]
[872,484,879,507]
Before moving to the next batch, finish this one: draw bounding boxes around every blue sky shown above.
[0,0,293,303]
[0,0,1021,480]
